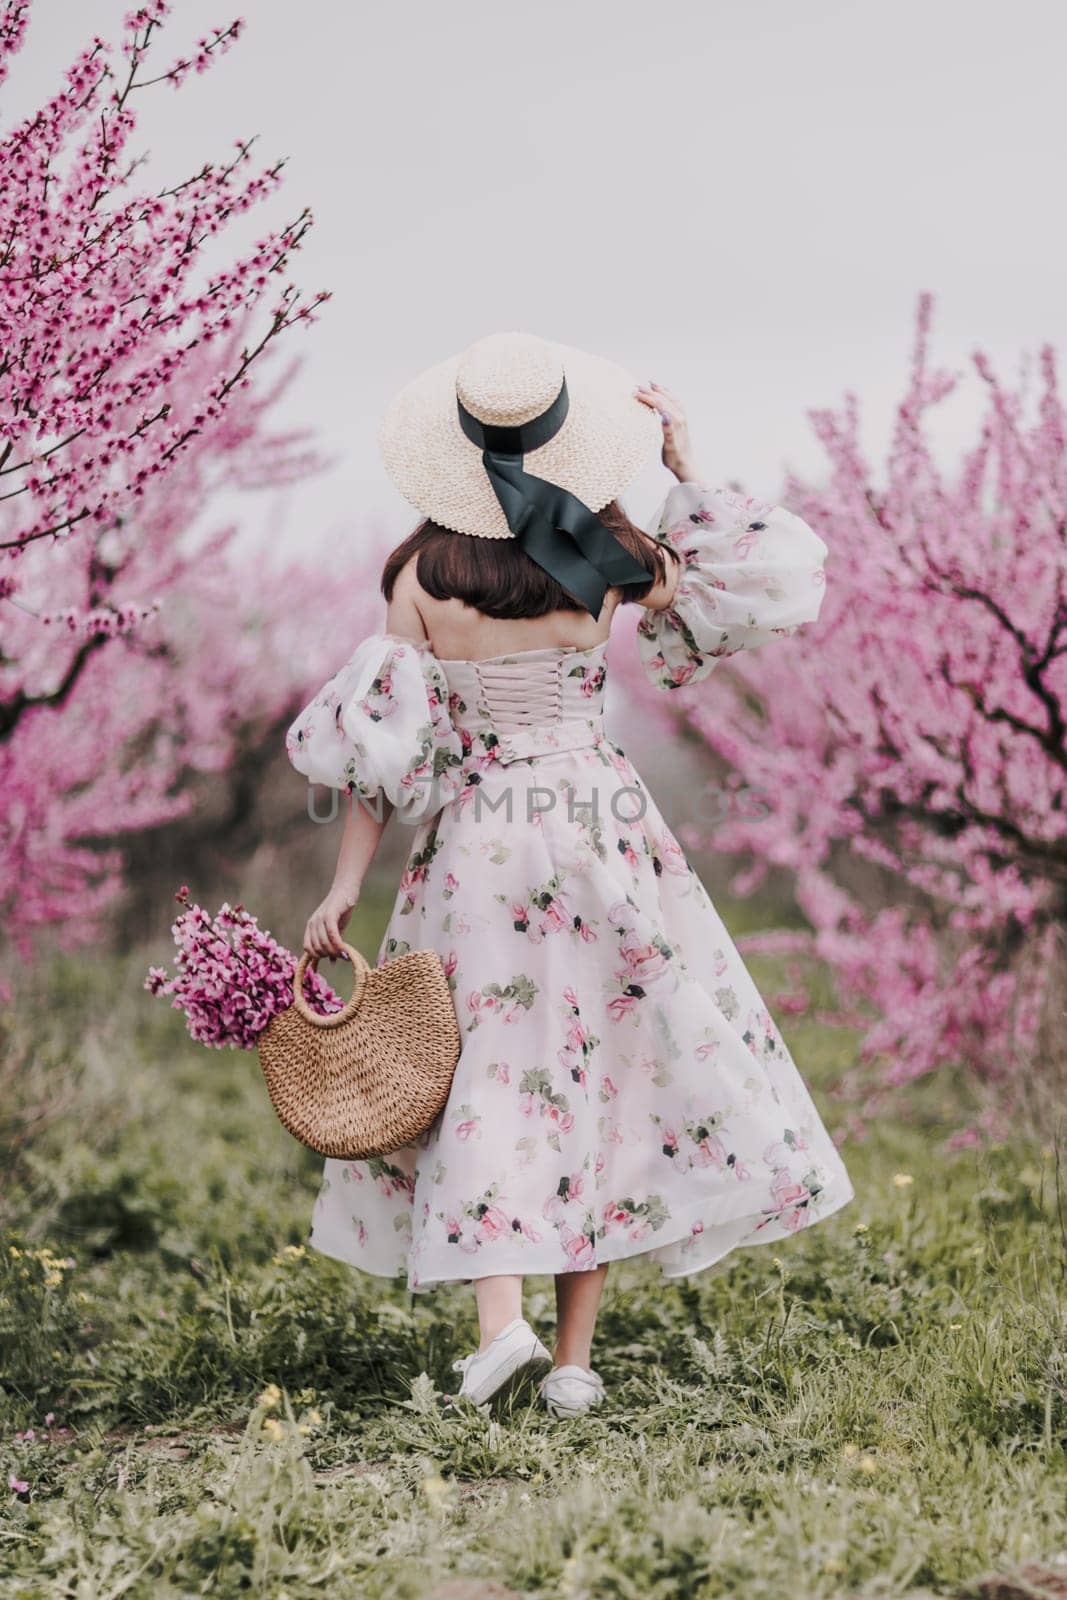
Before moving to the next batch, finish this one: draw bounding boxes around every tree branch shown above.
[0,632,109,741]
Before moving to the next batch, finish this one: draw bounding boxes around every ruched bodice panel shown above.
[440,642,607,765]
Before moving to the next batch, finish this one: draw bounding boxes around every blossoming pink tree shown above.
[0,2,361,969]
[661,298,1066,1116]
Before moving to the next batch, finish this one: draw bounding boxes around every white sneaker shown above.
[451,1318,552,1406]
[539,1364,606,1418]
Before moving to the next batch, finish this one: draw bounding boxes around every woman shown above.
[287,332,854,1417]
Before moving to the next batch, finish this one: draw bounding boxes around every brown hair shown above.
[380,499,672,620]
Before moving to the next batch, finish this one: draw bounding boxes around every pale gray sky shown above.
[11,0,1067,549]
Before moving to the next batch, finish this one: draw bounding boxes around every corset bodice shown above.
[439,641,608,765]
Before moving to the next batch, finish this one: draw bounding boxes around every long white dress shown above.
[286,482,854,1291]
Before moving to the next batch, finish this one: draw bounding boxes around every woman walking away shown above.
[287,332,854,1417]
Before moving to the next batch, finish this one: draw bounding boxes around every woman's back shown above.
[387,553,675,664]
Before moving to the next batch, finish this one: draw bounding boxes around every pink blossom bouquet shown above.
[146,888,340,1049]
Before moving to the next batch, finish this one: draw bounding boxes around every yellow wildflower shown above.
[853,1222,869,1234]
[261,1417,284,1442]
[858,1455,878,1474]
[33,1251,74,1271]
[840,1442,859,1460]
[256,1383,283,1412]
[422,1472,454,1507]
[273,1245,307,1265]
[296,1408,322,1436]
[892,1173,914,1188]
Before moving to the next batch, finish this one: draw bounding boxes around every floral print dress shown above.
[286,482,854,1291]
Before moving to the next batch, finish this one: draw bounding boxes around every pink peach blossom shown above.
[146,894,340,1049]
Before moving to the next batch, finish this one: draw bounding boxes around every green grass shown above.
[1,921,1065,1600]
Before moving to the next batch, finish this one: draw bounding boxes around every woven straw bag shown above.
[257,943,460,1160]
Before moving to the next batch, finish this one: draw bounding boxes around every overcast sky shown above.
[10,0,1067,551]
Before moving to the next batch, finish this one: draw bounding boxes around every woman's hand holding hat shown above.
[634,381,703,485]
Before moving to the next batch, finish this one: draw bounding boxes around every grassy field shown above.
[1,901,1065,1600]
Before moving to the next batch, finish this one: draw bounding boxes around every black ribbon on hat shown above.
[456,375,650,618]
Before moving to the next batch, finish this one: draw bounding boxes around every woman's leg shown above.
[474,1273,524,1351]
[553,1264,609,1370]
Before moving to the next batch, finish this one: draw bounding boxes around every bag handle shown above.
[292,943,370,1029]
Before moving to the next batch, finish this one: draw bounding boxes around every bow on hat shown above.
[456,376,650,618]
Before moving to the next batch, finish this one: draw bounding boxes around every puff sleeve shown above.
[636,482,828,690]
[285,633,465,822]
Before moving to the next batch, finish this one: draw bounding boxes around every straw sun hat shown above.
[378,331,664,617]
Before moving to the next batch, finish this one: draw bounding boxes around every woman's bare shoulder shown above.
[384,554,431,642]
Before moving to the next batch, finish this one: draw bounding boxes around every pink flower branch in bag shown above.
[146,887,339,1049]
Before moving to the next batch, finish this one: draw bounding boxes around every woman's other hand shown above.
[634,381,703,485]
[303,885,358,960]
